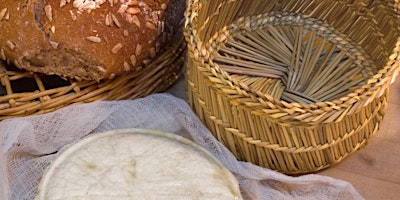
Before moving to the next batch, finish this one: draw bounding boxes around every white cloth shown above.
[0,93,364,200]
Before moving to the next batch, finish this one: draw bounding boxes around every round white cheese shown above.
[36,129,242,200]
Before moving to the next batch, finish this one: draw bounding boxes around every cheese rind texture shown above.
[37,129,242,200]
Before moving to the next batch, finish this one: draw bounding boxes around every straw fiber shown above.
[185,0,400,174]
[0,32,185,120]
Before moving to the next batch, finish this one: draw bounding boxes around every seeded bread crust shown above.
[0,0,185,81]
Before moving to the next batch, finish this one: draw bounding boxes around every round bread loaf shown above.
[0,0,185,81]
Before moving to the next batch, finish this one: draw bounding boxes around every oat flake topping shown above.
[61,0,141,11]
[60,0,107,11]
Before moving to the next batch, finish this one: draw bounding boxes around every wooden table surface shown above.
[317,77,400,200]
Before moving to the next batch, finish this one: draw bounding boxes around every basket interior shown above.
[210,13,377,104]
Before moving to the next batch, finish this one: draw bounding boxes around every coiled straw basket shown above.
[0,30,185,120]
[184,0,400,174]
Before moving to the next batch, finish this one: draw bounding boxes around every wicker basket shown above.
[0,31,185,120]
[184,0,400,174]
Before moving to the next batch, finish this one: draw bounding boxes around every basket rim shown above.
[185,0,400,115]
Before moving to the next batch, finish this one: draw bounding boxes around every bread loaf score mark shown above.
[0,0,175,81]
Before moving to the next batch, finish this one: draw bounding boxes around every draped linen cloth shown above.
[0,93,364,200]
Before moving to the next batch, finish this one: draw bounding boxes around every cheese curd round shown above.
[36,129,242,200]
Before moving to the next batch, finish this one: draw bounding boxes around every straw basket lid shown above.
[36,129,242,200]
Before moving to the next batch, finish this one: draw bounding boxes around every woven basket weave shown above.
[0,31,185,121]
[185,0,400,174]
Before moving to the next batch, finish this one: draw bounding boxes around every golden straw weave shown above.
[185,0,400,174]
[0,32,185,121]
